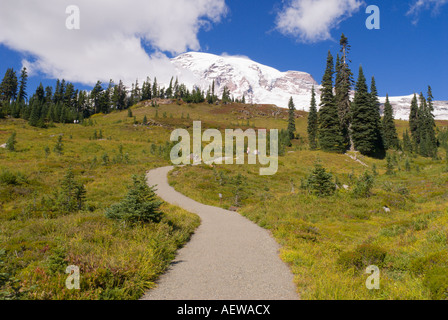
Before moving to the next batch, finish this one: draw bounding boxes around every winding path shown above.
[141,166,299,300]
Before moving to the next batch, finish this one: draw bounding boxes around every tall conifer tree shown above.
[409,93,419,148]
[307,86,318,150]
[318,51,345,153]
[382,94,399,150]
[335,34,354,150]
[287,97,296,140]
[351,67,385,157]
[17,67,28,104]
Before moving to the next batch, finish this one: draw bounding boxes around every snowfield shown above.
[171,52,448,120]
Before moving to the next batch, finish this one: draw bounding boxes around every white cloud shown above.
[407,0,448,24]
[220,52,251,60]
[275,0,364,43]
[0,0,227,86]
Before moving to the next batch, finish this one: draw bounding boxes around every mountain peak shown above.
[171,52,448,119]
[172,52,320,109]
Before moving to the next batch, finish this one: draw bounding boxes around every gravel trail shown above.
[141,166,299,300]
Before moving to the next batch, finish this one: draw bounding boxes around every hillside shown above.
[171,52,448,120]
[1,101,448,300]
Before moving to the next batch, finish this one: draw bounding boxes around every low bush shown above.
[105,175,164,225]
[409,252,448,276]
[304,163,336,197]
[352,171,375,198]
[337,244,387,270]
[0,249,22,300]
[0,169,27,186]
[423,267,448,300]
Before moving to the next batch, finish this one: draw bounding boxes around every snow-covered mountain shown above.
[378,95,448,120]
[171,52,320,110]
[171,52,448,120]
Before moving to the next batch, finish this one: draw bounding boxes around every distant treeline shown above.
[0,67,243,128]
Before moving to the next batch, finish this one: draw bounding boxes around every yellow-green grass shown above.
[2,100,448,300]
[0,107,202,300]
[168,136,448,299]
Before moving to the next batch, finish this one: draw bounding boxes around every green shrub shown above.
[54,135,63,155]
[5,132,17,151]
[386,154,394,175]
[352,171,375,198]
[409,252,448,276]
[99,287,127,300]
[394,184,410,196]
[46,248,68,275]
[380,223,409,237]
[423,267,448,300]
[337,244,387,270]
[0,169,27,186]
[57,167,86,213]
[0,249,22,300]
[305,163,336,197]
[231,173,247,206]
[105,175,163,225]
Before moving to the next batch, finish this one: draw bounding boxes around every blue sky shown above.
[0,0,447,100]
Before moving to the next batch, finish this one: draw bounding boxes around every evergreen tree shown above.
[152,77,158,99]
[105,175,163,224]
[221,86,231,104]
[305,162,336,197]
[100,80,113,114]
[17,67,28,104]
[351,67,385,158]
[382,94,399,150]
[0,68,18,104]
[335,33,354,150]
[307,86,318,150]
[53,79,66,105]
[318,51,345,153]
[425,87,437,151]
[28,101,40,127]
[5,132,17,152]
[402,129,413,153]
[409,93,419,148]
[405,158,411,172]
[58,167,86,212]
[91,81,104,114]
[206,88,212,104]
[211,80,217,104]
[386,154,394,175]
[132,79,141,104]
[54,135,63,155]
[141,77,152,101]
[174,77,180,99]
[287,97,296,140]
[427,85,434,113]
[112,80,127,110]
[34,83,45,104]
[417,92,437,157]
[45,86,53,104]
[370,76,385,156]
[166,77,174,99]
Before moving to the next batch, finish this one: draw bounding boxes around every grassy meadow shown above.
[166,105,448,300]
[0,102,204,299]
[1,100,448,300]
